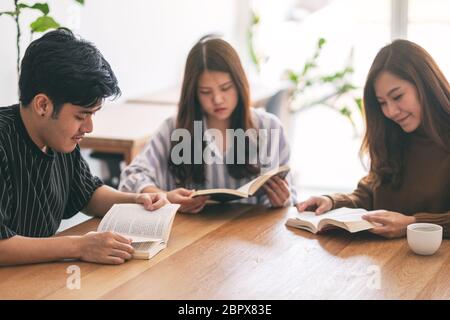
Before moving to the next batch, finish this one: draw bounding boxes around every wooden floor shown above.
[0,204,448,299]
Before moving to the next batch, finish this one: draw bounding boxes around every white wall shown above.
[0,0,249,106]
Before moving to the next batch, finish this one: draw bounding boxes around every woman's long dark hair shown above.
[168,37,260,186]
[362,39,450,188]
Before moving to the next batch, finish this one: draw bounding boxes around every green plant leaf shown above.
[18,3,49,15]
[248,30,261,72]
[30,16,60,33]
[289,36,363,133]
[321,68,354,83]
[302,61,317,76]
[355,97,363,114]
[251,12,260,25]
[0,11,18,17]
[31,3,50,15]
[340,83,357,92]
[343,66,354,74]
[340,106,352,117]
[318,38,326,49]
[75,0,85,5]
[287,70,299,84]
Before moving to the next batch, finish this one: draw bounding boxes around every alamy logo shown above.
[66,265,81,290]
[170,121,282,173]
[366,265,381,290]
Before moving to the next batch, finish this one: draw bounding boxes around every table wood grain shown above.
[0,204,448,299]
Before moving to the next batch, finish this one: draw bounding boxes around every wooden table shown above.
[126,83,278,109]
[0,204,448,299]
[79,103,177,164]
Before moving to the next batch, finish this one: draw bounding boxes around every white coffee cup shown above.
[407,223,443,255]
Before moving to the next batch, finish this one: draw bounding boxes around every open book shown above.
[285,207,375,234]
[97,203,180,259]
[192,165,290,202]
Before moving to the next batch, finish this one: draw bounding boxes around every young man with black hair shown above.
[0,28,169,266]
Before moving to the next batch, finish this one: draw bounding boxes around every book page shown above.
[286,207,373,233]
[237,165,290,195]
[132,242,166,260]
[285,214,318,233]
[320,207,369,222]
[320,208,374,232]
[287,211,322,229]
[194,188,246,197]
[131,241,161,251]
[98,204,180,243]
[236,179,256,194]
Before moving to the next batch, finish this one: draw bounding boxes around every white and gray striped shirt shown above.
[119,108,297,206]
[0,105,103,239]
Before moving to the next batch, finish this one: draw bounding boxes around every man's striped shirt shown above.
[0,105,103,239]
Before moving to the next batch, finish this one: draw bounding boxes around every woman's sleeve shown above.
[119,119,173,193]
[326,175,374,210]
[256,111,298,207]
[414,212,450,239]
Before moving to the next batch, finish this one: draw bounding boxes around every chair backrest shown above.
[264,88,290,117]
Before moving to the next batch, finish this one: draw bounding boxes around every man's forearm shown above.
[0,235,81,266]
[83,185,139,217]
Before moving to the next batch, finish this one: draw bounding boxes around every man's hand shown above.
[77,231,134,265]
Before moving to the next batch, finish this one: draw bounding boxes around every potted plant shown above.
[285,38,363,136]
[0,0,84,75]
[248,12,363,136]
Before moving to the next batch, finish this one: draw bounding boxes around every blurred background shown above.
[1,0,449,229]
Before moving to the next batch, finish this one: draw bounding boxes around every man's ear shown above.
[31,94,54,118]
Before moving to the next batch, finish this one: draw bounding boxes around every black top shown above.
[0,105,103,239]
